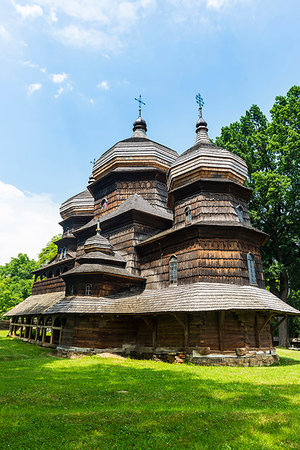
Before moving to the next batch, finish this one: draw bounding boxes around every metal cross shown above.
[90,158,96,165]
[135,94,146,117]
[196,93,204,109]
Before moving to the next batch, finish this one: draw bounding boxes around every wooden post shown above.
[218,311,225,351]
[272,316,287,334]
[153,317,157,349]
[172,313,189,349]
[255,315,261,348]
[50,327,54,345]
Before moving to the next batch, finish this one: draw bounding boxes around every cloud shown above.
[54,25,121,52]
[49,7,58,22]
[97,80,109,90]
[51,72,68,83]
[0,25,10,40]
[27,83,42,95]
[0,181,60,265]
[54,86,64,98]
[13,1,43,20]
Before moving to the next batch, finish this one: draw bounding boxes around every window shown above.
[67,284,74,296]
[101,198,108,210]
[85,283,92,296]
[169,255,178,285]
[235,205,244,223]
[247,253,257,285]
[184,206,192,225]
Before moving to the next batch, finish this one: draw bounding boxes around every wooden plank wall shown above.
[32,277,66,295]
[174,192,251,227]
[66,311,273,351]
[94,176,169,219]
[140,238,264,289]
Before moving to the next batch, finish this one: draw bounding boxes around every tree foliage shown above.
[37,234,60,267]
[216,86,300,337]
[0,254,38,318]
[0,235,60,319]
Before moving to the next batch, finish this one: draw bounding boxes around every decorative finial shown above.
[135,94,145,118]
[90,158,96,166]
[96,218,101,235]
[195,93,210,144]
[196,93,204,115]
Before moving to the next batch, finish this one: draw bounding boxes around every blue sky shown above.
[0,0,299,263]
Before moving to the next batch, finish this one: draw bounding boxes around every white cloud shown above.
[51,72,68,83]
[13,1,43,20]
[97,80,109,90]
[0,25,10,40]
[54,25,121,52]
[0,181,60,265]
[54,86,64,98]
[206,0,238,8]
[27,83,42,95]
[89,98,94,104]
[49,7,58,22]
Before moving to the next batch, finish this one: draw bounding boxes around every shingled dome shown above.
[167,110,248,191]
[92,117,178,181]
[60,189,94,220]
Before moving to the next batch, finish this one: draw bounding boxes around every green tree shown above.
[37,234,60,267]
[0,254,38,318]
[216,86,300,346]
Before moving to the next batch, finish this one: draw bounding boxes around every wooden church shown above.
[7,96,300,366]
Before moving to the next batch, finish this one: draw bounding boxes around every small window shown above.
[101,198,108,210]
[236,205,244,223]
[247,253,257,285]
[85,283,92,296]
[169,255,178,285]
[184,206,192,225]
[59,248,63,260]
[67,284,74,296]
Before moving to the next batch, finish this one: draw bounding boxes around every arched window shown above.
[169,255,178,285]
[59,248,63,260]
[235,205,244,223]
[184,206,192,225]
[47,271,53,279]
[247,253,257,285]
[67,284,74,296]
[54,269,60,277]
[85,283,92,296]
[101,198,108,210]
[63,247,67,258]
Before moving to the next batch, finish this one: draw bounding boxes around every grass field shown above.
[0,331,299,449]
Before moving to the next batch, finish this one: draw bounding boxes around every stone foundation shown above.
[55,345,279,366]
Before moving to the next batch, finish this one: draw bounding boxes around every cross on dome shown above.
[135,94,146,117]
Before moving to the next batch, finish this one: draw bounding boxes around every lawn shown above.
[0,331,299,449]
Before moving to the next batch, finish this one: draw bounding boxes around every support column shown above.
[218,311,225,351]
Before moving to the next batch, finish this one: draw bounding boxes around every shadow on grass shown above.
[278,356,300,366]
[0,335,299,449]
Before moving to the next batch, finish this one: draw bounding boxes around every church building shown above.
[7,96,300,366]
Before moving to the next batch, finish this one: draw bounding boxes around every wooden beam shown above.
[172,313,189,348]
[255,315,261,348]
[141,316,154,331]
[272,316,287,333]
[153,317,157,349]
[259,314,274,333]
[218,311,225,351]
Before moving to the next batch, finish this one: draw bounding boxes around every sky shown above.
[0,0,299,264]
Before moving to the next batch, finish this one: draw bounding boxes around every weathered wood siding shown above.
[140,238,264,289]
[174,192,251,227]
[93,173,169,218]
[63,311,272,351]
[32,277,66,295]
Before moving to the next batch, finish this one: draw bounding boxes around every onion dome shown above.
[84,219,113,254]
[89,95,178,182]
[167,95,248,191]
[60,189,94,220]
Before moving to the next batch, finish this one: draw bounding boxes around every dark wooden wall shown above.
[93,173,169,218]
[174,192,250,227]
[60,311,273,351]
[32,277,66,295]
[140,238,265,289]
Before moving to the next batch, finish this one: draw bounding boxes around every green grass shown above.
[0,331,299,449]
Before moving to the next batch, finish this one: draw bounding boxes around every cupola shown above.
[167,94,248,191]
[84,220,113,254]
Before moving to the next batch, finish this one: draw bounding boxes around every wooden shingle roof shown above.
[7,283,299,317]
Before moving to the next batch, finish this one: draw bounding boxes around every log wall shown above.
[60,311,273,351]
[32,277,66,295]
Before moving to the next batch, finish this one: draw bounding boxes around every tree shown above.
[37,234,61,267]
[0,234,61,318]
[0,254,38,318]
[215,86,300,346]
